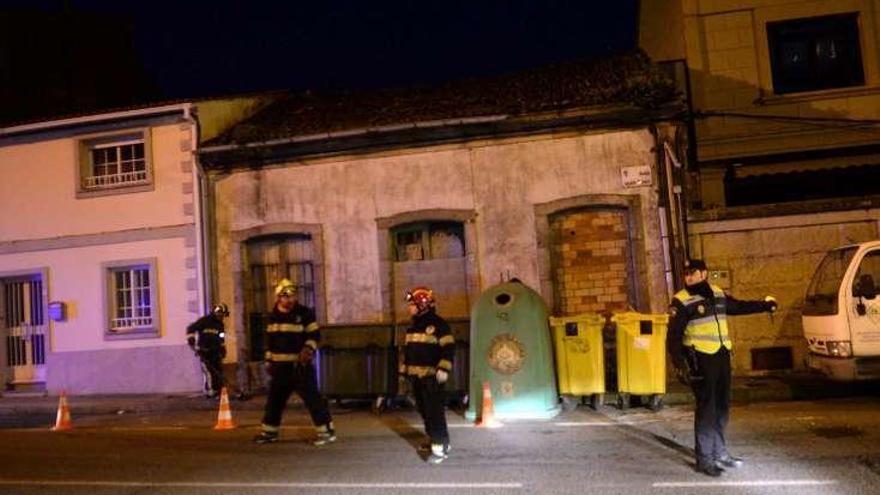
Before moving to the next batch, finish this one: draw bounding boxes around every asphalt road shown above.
[1,396,879,494]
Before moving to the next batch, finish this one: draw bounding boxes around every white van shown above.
[803,240,880,380]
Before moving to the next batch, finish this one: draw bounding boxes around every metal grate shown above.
[86,140,147,190]
[3,278,46,368]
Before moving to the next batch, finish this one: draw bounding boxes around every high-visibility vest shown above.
[673,284,731,354]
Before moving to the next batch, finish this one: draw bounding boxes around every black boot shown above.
[696,462,723,477]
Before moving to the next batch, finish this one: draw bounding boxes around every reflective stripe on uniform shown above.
[305,322,319,333]
[437,359,453,371]
[406,333,438,344]
[304,340,318,350]
[405,365,436,377]
[439,335,455,346]
[202,329,220,335]
[265,351,300,362]
[675,285,732,354]
[266,323,304,333]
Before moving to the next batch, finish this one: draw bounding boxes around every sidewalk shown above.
[1,372,876,423]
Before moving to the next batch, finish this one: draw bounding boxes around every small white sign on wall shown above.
[620,165,653,187]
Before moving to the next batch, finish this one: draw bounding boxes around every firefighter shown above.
[667,259,777,477]
[253,279,335,445]
[187,303,229,399]
[402,286,455,464]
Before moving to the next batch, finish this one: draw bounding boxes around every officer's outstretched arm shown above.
[726,294,773,315]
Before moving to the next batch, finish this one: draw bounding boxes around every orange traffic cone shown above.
[475,381,503,428]
[213,387,236,430]
[51,391,72,431]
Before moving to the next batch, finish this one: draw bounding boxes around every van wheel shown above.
[616,393,630,410]
[590,394,604,410]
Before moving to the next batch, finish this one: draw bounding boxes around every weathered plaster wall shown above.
[213,128,672,360]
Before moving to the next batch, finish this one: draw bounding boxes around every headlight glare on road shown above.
[826,341,852,357]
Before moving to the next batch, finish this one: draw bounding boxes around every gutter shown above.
[199,115,510,154]
[0,104,191,137]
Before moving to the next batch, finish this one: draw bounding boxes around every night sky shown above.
[1,0,639,122]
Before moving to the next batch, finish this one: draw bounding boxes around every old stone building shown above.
[198,52,687,392]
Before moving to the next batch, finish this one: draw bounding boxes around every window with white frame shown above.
[103,259,159,337]
[79,131,152,195]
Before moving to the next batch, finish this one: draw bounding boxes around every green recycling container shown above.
[465,280,560,421]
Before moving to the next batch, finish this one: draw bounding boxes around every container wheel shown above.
[561,395,578,412]
[647,394,664,412]
[590,393,604,410]
[616,393,630,410]
[371,395,386,414]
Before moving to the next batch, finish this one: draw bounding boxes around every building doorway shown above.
[0,274,47,389]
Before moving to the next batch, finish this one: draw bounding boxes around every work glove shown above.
[435,369,449,384]
[299,346,315,363]
[765,296,778,313]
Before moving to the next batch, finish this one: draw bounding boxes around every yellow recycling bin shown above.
[612,312,669,411]
[549,314,606,410]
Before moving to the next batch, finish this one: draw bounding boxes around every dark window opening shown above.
[768,13,864,94]
[392,221,464,262]
[725,163,880,206]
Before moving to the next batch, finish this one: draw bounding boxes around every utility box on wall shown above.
[48,301,67,322]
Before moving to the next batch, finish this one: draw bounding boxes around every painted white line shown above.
[108,426,188,431]
[554,421,660,427]
[653,480,838,488]
[0,480,523,489]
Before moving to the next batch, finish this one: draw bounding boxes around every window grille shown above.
[84,139,148,189]
[110,266,153,330]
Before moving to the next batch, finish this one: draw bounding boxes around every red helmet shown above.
[405,286,435,312]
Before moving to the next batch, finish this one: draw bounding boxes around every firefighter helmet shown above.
[405,286,435,312]
[274,278,297,297]
[212,303,229,317]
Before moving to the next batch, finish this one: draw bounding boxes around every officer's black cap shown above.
[684,258,708,271]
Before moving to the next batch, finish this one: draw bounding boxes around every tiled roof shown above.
[208,50,678,146]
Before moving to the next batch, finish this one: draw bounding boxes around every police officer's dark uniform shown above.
[187,303,228,398]
[253,279,335,445]
[402,287,455,464]
[667,259,777,476]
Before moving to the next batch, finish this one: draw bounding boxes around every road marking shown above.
[554,421,660,427]
[653,480,838,488]
[0,480,523,489]
[108,426,188,431]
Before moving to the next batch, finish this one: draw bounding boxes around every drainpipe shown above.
[183,104,210,315]
[651,125,682,298]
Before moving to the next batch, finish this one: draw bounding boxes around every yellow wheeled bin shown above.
[549,314,606,410]
[612,312,669,411]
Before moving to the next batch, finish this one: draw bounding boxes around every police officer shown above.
[402,286,455,464]
[253,279,335,445]
[667,259,777,477]
[187,303,229,398]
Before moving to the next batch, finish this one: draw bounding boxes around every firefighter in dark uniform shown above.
[402,286,455,464]
[253,279,335,445]
[187,303,229,398]
[667,259,777,476]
